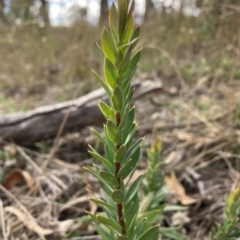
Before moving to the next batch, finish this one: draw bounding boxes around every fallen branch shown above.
[0,80,164,142]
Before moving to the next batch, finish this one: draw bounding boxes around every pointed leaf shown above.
[124,175,143,205]
[99,170,119,188]
[134,218,147,239]
[122,106,135,137]
[123,138,143,163]
[127,0,135,19]
[122,16,134,44]
[99,101,115,120]
[123,49,142,82]
[119,46,132,76]
[131,25,141,49]
[95,224,115,240]
[115,144,126,162]
[137,225,159,240]
[83,167,100,181]
[88,148,115,173]
[102,28,117,63]
[119,109,129,129]
[91,128,107,145]
[117,158,133,179]
[112,86,123,111]
[137,210,162,225]
[109,3,119,42]
[92,70,111,96]
[89,198,115,211]
[106,120,121,145]
[118,0,128,39]
[104,57,119,89]
[118,37,139,52]
[118,236,129,240]
[159,227,187,240]
[96,215,121,230]
[112,189,124,203]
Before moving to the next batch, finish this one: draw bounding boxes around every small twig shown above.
[179,102,219,133]
[42,106,72,171]
[17,146,43,175]
[0,199,7,240]
[0,184,46,240]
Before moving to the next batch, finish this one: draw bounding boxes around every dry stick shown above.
[142,107,236,133]
[0,199,7,240]
[0,185,47,240]
[42,106,72,171]
[179,101,219,133]
[145,45,188,92]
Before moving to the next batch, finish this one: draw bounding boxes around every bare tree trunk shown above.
[0,0,7,23]
[145,0,154,20]
[40,0,50,25]
[99,0,108,24]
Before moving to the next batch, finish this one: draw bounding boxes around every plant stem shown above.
[115,111,127,236]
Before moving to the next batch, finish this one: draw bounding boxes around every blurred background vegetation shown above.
[0,0,239,113]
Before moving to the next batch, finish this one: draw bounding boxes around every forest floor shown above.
[0,11,240,240]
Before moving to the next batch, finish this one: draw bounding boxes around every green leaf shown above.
[112,86,123,111]
[118,146,140,179]
[94,165,114,192]
[101,190,118,219]
[123,89,134,110]
[123,49,142,82]
[106,120,121,145]
[117,158,133,179]
[124,175,143,205]
[85,211,97,221]
[99,170,119,188]
[104,57,119,89]
[127,0,135,20]
[83,166,100,181]
[95,224,116,240]
[96,215,121,231]
[119,46,132,76]
[137,225,159,240]
[159,227,187,240]
[123,138,143,163]
[123,194,139,232]
[137,210,163,225]
[134,218,146,240]
[92,70,111,97]
[104,125,115,153]
[99,101,115,120]
[118,236,129,240]
[126,194,140,238]
[119,109,129,129]
[122,106,135,138]
[124,123,136,147]
[88,148,115,174]
[122,16,134,44]
[122,79,131,99]
[112,189,124,203]
[115,144,126,162]
[139,192,154,213]
[163,205,187,212]
[109,3,119,42]
[102,28,117,63]
[118,37,139,52]
[118,0,128,39]
[91,128,107,145]
[131,25,141,49]
[89,198,116,211]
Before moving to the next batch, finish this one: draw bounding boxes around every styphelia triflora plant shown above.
[83,0,160,239]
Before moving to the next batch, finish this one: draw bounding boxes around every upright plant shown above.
[84,0,159,239]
